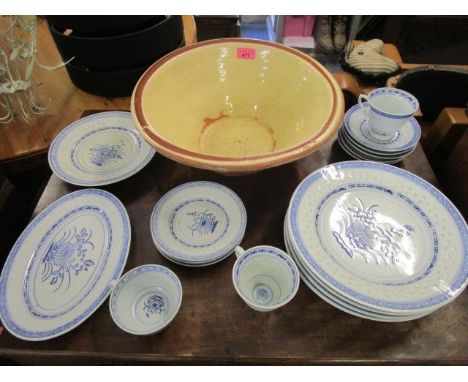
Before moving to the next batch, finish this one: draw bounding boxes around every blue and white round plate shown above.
[150,181,247,266]
[0,189,131,341]
[287,161,467,315]
[344,103,421,153]
[283,210,434,322]
[49,111,155,186]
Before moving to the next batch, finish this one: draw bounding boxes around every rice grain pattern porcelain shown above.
[49,111,155,186]
[286,161,468,316]
[344,103,421,153]
[358,87,419,136]
[131,38,344,174]
[232,245,300,312]
[150,181,247,266]
[0,189,131,341]
[109,265,182,335]
[283,210,434,322]
[337,103,421,164]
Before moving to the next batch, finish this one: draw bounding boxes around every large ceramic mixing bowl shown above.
[131,38,344,174]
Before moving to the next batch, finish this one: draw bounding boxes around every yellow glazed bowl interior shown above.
[131,38,344,173]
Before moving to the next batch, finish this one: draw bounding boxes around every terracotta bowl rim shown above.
[131,37,344,171]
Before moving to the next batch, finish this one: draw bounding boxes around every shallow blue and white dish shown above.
[339,125,414,157]
[286,161,467,316]
[157,245,234,268]
[0,189,131,341]
[343,103,421,153]
[150,181,247,266]
[48,111,155,186]
[109,264,182,335]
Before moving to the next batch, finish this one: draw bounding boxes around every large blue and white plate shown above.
[0,189,131,341]
[49,111,155,186]
[344,103,421,153]
[287,161,468,314]
[151,181,247,265]
[283,211,434,322]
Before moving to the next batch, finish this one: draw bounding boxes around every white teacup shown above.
[358,87,419,137]
[232,245,300,312]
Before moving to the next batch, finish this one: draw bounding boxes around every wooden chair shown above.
[389,65,468,218]
[388,65,468,165]
[333,41,467,217]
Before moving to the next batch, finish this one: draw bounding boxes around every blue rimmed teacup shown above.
[358,87,419,138]
[232,245,300,312]
[109,264,183,335]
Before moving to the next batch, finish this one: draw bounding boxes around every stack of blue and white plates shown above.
[284,161,468,322]
[337,103,421,164]
[150,181,247,267]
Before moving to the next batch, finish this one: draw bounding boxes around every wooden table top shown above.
[0,16,196,164]
[0,16,402,166]
[1,126,466,365]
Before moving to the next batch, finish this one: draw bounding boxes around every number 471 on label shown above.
[237,48,256,60]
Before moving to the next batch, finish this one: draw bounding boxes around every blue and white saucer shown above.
[150,181,247,266]
[49,111,155,186]
[337,129,404,164]
[340,125,414,157]
[343,103,421,154]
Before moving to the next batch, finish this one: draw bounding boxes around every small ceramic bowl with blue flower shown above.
[109,264,182,335]
[232,245,300,312]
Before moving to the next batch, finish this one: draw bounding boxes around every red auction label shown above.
[237,48,256,60]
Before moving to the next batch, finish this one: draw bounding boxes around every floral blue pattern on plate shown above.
[48,111,155,186]
[0,189,131,341]
[109,264,182,335]
[287,161,467,313]
[283,214,432,322]
[150,181,247,266]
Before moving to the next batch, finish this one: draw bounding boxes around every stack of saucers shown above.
[150,181,247,267]
[337,103,421,164]
[284,161,468,322]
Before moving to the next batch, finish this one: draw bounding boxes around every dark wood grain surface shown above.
[1,128,466,365]
[0,16,196,164]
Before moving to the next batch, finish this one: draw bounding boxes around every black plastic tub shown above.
[49,15,183,69]
[65,39,185,98]
[45,15,165,35]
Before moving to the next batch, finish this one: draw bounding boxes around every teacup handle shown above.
[235,246,245,258]
[358,94,369,118]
